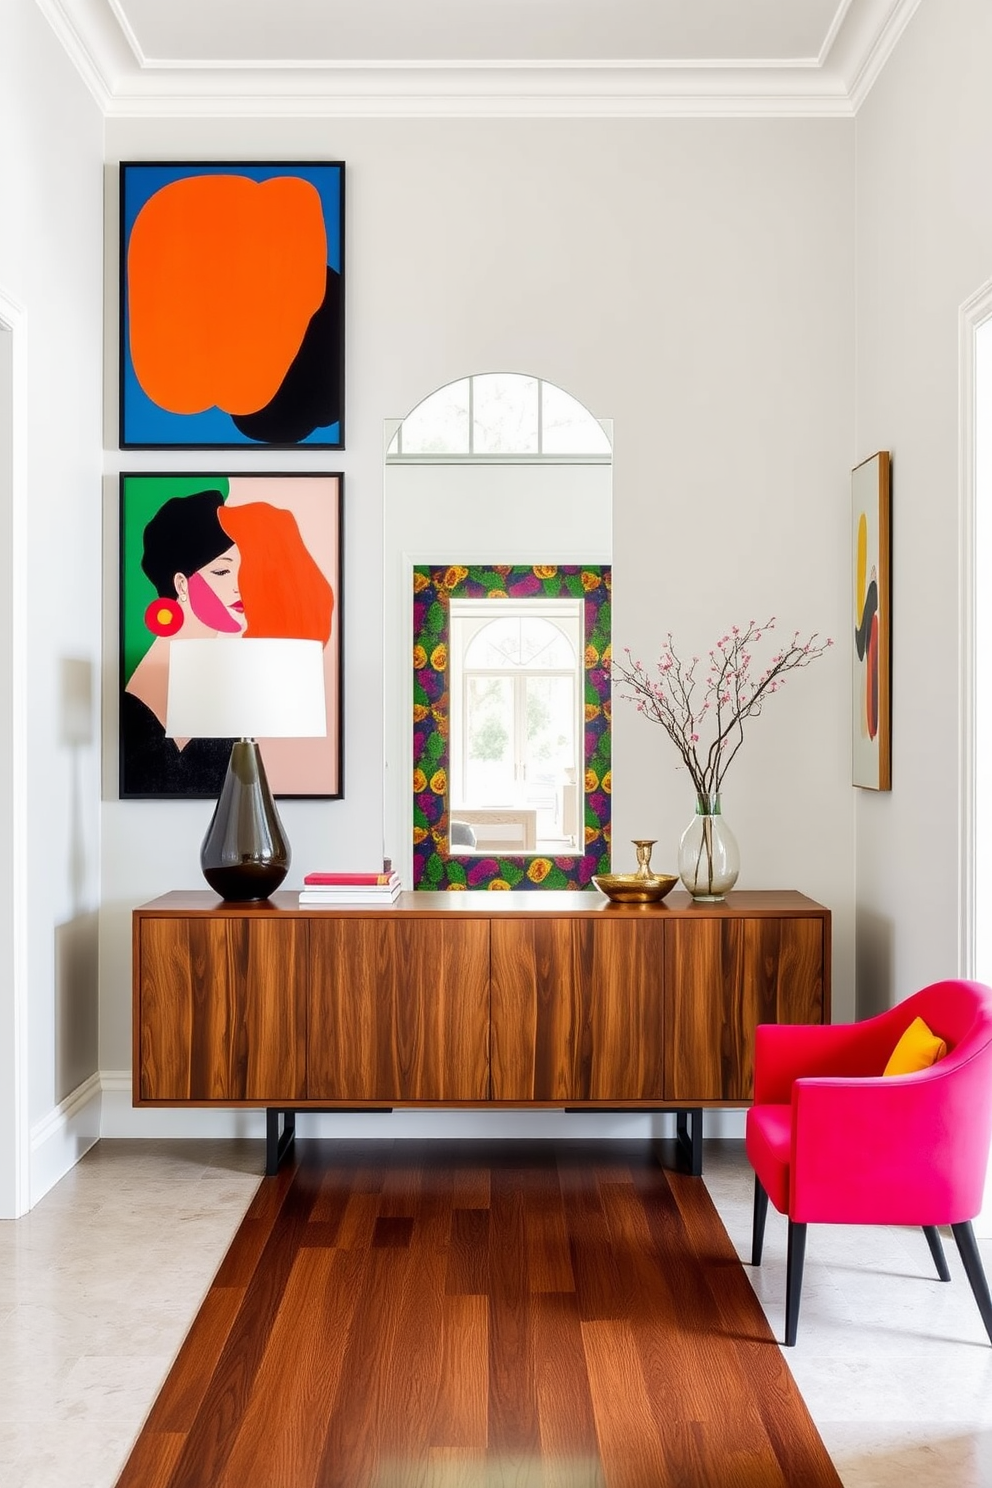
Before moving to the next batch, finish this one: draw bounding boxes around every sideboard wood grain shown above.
[490,916,667,1102]
[132,889,831,1115]
[135,914,307,1102]
[663,916,826,1102]
[307,917,490,1102]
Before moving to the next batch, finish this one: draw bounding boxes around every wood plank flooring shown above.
[114,1139,841,1488]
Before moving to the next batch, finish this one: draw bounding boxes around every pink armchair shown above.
[746,978,992,1346]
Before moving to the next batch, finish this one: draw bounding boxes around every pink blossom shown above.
[613,616,829,795]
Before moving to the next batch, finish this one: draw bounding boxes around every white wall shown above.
[1,0,104,1205]
[100,116,857,1134]
[854,0,992,1013]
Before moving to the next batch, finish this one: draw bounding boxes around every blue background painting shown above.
[120,162,343,449]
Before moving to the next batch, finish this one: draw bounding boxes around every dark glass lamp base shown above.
[200,740,289,902]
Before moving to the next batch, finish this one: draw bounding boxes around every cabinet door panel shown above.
[137,918,307,1101]
[491,918,665,1102]
[664,917,824,1101]
[308,919,489,1101]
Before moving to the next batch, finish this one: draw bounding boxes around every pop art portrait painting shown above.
[119,473,342,799]
[120,163,344,449]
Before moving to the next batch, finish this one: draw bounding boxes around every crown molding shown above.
[35,0,924,119]
[34,0,114,110]
[840,0,925,111]
[97,66,854,121]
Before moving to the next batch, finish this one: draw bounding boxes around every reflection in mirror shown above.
[383,372,612,891]
[449,599,584,857]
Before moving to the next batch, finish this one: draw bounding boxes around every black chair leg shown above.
[923,1225,951,1282]
[785,1220,807,1347]
[751,1176,769,1266]
[951,1221,992,1344]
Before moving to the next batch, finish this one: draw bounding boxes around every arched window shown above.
[387,372,611,461]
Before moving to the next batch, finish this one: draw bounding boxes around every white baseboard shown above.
[99,1071,746,1141]
[30,1071,102,1207]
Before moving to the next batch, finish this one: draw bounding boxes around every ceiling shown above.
[38,0,923,115]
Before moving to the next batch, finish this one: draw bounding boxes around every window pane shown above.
[473,373,539,454]
[464,676,514,803]
[524,675,577,843]
[541,382,612,455]
[525,675,576,778]
[401,379,470,454]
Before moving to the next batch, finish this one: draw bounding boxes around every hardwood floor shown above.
[113,1139,841,1488]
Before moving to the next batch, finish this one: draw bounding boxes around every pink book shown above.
[303,872,396,886]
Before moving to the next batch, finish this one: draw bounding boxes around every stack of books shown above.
[298,870,402,906]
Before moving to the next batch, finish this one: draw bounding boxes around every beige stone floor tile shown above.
[820,1423,992,1488]
[0,1139,260,1487]
[1,1418,138,1488]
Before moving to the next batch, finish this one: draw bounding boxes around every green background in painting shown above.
[120,474,231,684]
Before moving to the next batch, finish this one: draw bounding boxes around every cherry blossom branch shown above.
[614,619,832,798]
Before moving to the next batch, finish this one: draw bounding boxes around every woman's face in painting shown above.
[174,544,246,635]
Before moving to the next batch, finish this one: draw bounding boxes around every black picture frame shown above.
[119,471,344,800]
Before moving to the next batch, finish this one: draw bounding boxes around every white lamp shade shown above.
[165,638,327,740]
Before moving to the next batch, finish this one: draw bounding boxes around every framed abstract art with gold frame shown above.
[852,450,891,790]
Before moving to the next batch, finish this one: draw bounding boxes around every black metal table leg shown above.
[265,1108,297,1175]
[675,1108,703,1175]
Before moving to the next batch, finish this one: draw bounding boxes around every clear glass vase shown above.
[678,793,739,901]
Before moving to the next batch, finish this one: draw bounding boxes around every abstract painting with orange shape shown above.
[120,163,344,448]
[852,451,891,790]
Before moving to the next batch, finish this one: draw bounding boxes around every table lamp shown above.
[165,638,327,901]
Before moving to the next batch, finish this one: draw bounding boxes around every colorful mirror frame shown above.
[412,563,611,891]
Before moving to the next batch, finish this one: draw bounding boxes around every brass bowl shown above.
[592,872,679,904]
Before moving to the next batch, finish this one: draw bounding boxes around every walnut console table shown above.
[132,889,831,1176]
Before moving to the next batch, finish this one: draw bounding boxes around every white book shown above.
[298,886,402,905]
[298,883,401,897]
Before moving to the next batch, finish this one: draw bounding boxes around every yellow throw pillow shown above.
[883,1015,947,1076]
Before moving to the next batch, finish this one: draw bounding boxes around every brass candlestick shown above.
[631,838,657,880]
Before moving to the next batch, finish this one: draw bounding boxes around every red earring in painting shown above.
[144,597,184,636]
